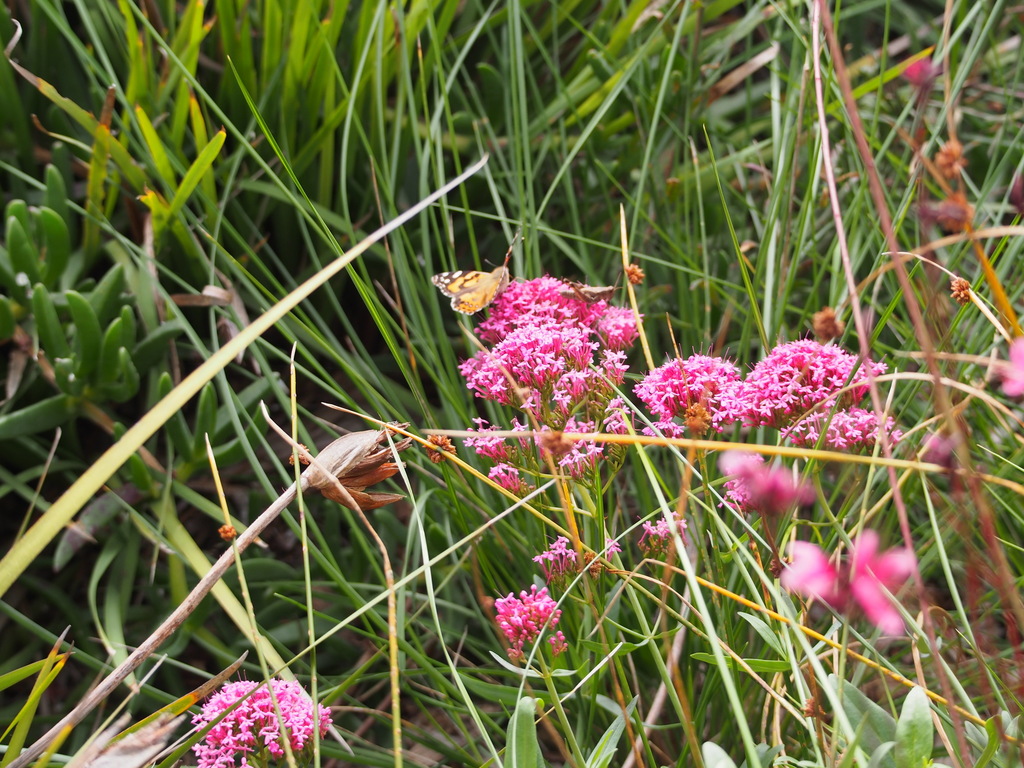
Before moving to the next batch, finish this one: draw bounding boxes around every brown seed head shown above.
[538,430,573,457]
[812,307,845,342]
[932,192,974,233]
[950,277,972,306]
[683,403,712,436]
[218,524,237,542]
[425,434,456,463]
[935,139,967,180]
[303,426,412,510]
[625,263,646,285]
[288,444,311,466]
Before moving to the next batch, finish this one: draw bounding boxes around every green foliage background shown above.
[1,0,1023,765]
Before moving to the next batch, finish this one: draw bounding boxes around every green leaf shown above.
[31,284,71,360]
[132,319,184,372]
[6,216,41,285]
[37,208,70,286]
[507,697,543,768]
[42,164,72,239]
[88,263,126,323]
[835,676,897,768]
[587,696,635,768]
[192,383,218,460]
[702,741,739,768]
[0,394,77,440]
[97,318,126,384]
[895,687,933,768]
[66,290,102,379]
[737,612,785,657]
[167,130,225,221]
[690,653,790,672]
[0,297,14,341]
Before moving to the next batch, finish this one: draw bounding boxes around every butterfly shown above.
[432,242,514,314]
[559,281,616,303]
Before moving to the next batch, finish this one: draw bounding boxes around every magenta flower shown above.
[781,531,915,634]
[719,451,814,515]
[605,538,622,556]
[638,513,689,559]
[731,340,888,429]
[634,354,742,435]
[1001,338,1024,397]
[782,407,902,450]
[902,56,939,89]
[533,536,578,585]
[192,679,330,768]
[460,277,638,485]
[489,463,532,495]
[495,585,568,662]
[476,276,631,345]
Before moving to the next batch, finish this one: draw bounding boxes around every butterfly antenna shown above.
[502,228,523,267]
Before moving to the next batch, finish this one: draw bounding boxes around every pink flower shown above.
[634,354,742,433]
[731,340,888,429]
[477,276,632,345]
[605,538,622,556]
[902,56,939,89]
[719,451,814,515]
[495,585,567,661]
[781,531,915,634]
[464,419,512,462]
[1001,338,1024,397]
[489,463,531,495]
[602,397,631,435]
[639,513,688,559]
[192,679,330,768]
[782,408,902,451]
[596,306,640,350]
[533,536,578,585]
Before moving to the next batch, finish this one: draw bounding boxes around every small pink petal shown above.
[850,577,906,634]
[1002,338,1024,397]
[782,542,839,602]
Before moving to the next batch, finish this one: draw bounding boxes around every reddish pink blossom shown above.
[489,463,531,495]
[634,354,742,433]
[639,513,689,559]
[495,585,567,661]
[596,306,640,350]
[476,276,636,346]
[605,538,622,556]
[192,679,330,768]
[730,340,888,429]
[782,407,902,451]
[602,397,631,435]
[1001,338,1024,397]
[719,451,814,515]
[460,277,637,482]
[533,536,578,585]
[781,531,915,634]
[902,56,939,89]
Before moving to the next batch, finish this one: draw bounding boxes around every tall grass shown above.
[1,0,1023,766]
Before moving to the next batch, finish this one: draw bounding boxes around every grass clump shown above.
[1,0,1024,767]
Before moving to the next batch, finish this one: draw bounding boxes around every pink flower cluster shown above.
[781,530,915,634]
[192,679,330,768]
[495,584,568,662]
[635,340,900,450]
[533,536,578,587]
[476,276,637,350]
[639,512,689,559]
[719,451,814,516]
[461,277,639,486]
[633,355,741,436]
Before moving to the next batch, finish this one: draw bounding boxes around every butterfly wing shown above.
[432,265,509,314]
